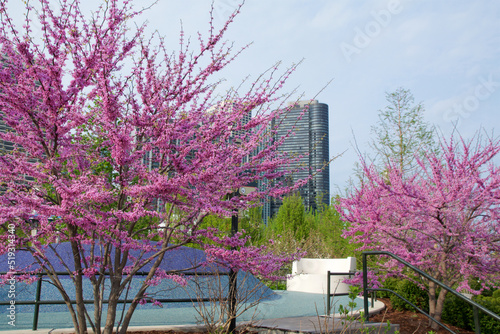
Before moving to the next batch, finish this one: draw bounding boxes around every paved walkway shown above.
[252,315,399,334]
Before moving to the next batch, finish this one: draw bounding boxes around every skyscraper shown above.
[264,100,330,221]
[0,115,14,154]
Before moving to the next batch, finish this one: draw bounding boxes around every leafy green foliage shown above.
[261,195,360,261]
[441,293,473,330]
[240,206,266,243]
[267,193,308,239]
[199,193,360,285]
[337,285,394,334]
[475,293,500,333]
[199,206,265,246]
[442,289,500,333]
[338,285,363,324]
[369,87,437,175]
[309,199,360,259]
[377,277,400,298]
[390,279,429,313]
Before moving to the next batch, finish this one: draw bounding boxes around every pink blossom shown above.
[339,135,500,319]
[0,1,307,333]
[343,271,381,291]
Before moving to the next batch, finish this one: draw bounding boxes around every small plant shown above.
[336,285,394,334]
[264,279,287,290]
[338,285,363,326]
[187,270,275,334]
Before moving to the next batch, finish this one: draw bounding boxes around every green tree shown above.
[199,205,265,246]
[263,195,359,260]
[312,200,359,259]
[268,193,309,240]
[239,206,265,244]
[370,87,436,175]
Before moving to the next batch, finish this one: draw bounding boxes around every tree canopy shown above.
[0,1,306,333]
[339,134,500,329]
[370,87,436,175]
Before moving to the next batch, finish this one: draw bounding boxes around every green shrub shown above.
[442,293,473,330]
[473,294,500,333]
[377,277,399,298]
[442,289,500,334]
[390,279,429,313]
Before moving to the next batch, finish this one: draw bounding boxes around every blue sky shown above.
[136,0,500,193]
[6,0,500,194]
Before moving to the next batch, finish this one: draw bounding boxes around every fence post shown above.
[473,305,481,334]
[32,273,43,331]
[228,211,238,333]
[362,253,369,323]
[327,271,331,315]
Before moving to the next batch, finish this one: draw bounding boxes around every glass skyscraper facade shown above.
[263,100,330,222]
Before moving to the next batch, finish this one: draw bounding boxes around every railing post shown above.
[473,305,480,334]
[32,273,42,331]
[228,211,238,333]
[327,271,331,315]
[361,251,500,334]
[363,253,369,323]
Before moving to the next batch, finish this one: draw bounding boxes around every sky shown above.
[5,0,500,195]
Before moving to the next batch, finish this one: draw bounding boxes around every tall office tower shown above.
[207,100,252,138]
[266,100,330,221]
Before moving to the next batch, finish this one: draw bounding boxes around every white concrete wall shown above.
[287,257,356,294]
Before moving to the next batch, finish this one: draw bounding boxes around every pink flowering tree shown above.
[339,135,500,329]
[0,1,307,333]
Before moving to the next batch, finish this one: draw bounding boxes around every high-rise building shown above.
[0,115,14,154]
[263,100,330,221]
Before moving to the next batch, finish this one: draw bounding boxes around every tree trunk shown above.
[118,266,164,332]
[103,283,121,334]
[430,288,449,330]
[428,281,437,324]
[70,236,88,334]
[117,295,141,334]
[58,283,81,334]
[92,278,103,334]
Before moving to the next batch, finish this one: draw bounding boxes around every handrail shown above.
[326,271,354,315]
[375,288,455,333]
[0,270,229,330]
[362,251,500,334]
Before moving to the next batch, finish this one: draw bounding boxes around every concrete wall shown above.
[287,257,356,294]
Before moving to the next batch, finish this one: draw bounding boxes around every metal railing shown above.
[1,270,229,331]
[362,251,500,334]
[326,271,354,315]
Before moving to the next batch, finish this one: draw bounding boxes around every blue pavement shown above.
[0,290,365,331]
[0,243,373,331]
